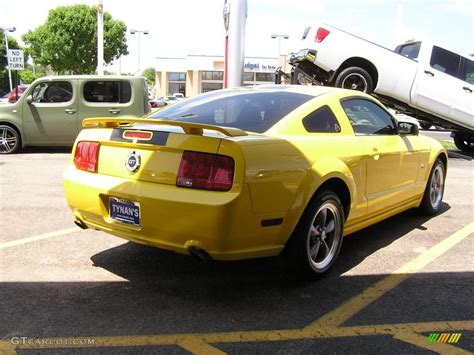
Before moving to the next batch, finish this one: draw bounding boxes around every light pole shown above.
[130,29,148,75]
[97,0,104,75]
[270,33,289,65]
[1,27,16,91]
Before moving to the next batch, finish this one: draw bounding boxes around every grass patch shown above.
[439,140,457,150]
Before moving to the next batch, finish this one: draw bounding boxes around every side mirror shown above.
[26,95,33,104]
[398,121,419,135]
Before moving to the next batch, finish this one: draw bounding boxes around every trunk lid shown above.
[81,118,247,186]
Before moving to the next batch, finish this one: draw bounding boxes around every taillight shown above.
[177,151,234,191]
[315,27,330,43]
[74,141,100,173]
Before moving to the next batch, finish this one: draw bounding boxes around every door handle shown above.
[424,70,434,77]
[462,86,472,93]
[109,109,121,114]
[65,108,76,114]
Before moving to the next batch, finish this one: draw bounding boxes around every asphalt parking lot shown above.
[0,141,473,354]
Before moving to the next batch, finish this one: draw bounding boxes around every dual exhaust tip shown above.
[188,246,212,261]
[74,219,212,261]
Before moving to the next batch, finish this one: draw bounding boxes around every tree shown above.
[142,67,156,85]
[23,4,128,74]
[0,33,21,93]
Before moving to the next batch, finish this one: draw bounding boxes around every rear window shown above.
[395,42,421,60]
[150,89,313,133]
[83,81,132,103]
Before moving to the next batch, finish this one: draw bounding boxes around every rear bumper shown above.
[64,167,285,260]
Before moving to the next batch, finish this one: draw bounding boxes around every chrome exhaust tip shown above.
[188,246,212,261]
[74,219,88,230]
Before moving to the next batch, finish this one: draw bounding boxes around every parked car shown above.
[287,24,473,152]
[173,93,185,100]
[163,96,179,105]
[0,75,150,154]
[64,85,447,277]
[149,98,167,108]
[8,85,29,103]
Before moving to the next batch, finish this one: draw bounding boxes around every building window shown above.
[168,72,186,82]
[201,71,224,81]
[202,83,223,93]
[244,72,255,82]
[255,73,276,82]
[168,83,186,96]
[168,72,186,96]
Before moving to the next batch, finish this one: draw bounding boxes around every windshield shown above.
[150,89,313,133]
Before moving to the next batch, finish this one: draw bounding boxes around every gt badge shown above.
[125,151,141,173]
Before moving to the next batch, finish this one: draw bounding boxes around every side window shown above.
[341,98,396,135]
[31,81,73,103]
[459,58,474,84]
[430,46,461,78]
[302,105,341,133]
[83,81,132,103]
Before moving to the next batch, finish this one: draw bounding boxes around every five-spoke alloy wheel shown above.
[419,158,446,215]
[0,125,20,154]
[283,191,345,277]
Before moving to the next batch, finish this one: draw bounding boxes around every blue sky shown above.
[1,0,472,73]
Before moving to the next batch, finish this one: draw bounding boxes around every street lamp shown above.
[130,29,149,75]
[270,33,289,64]
[1,27,16,91]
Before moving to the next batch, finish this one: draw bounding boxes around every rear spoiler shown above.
[82,117,248,137]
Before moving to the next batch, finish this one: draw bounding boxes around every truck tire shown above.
[335,66,374,93]
[419,122,432,130]
[453,133,474,153]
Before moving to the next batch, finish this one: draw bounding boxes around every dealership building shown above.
[154,54,288,98]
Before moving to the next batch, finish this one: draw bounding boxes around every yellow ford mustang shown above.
[64,85,447,276]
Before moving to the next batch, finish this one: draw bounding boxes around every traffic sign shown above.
[8,49,24,70]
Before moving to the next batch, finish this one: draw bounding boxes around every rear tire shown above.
[453,133,474,153]
[282,191,344,278]
[335,66,374,93]
[419,159,446,215]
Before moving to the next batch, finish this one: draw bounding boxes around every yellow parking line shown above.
[177,338,226,354]
[0,340,16,355]
[305,222,474,329]
[4,224,473,353]
[7,320,473,351]
[393,331,469,355]
[0,227,79,250]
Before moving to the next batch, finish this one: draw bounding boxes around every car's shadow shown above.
[90,203,451,289]
[18,146,72,154]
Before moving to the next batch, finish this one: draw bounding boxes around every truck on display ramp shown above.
[281,24,474,152]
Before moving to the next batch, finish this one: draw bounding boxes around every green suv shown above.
[0,75,150,154]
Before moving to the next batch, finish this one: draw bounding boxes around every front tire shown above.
[419,158,446,215]
[0,125,21,154]
[335,66,374,93]
[283,191,345,277]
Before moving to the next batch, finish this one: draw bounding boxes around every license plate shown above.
[109,197,140,226]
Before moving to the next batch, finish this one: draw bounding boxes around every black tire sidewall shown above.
[335,66,374,93]
[285,191,345,276]
[420,159,446,215]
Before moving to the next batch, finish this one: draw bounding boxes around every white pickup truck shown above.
[286,24,474,152]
